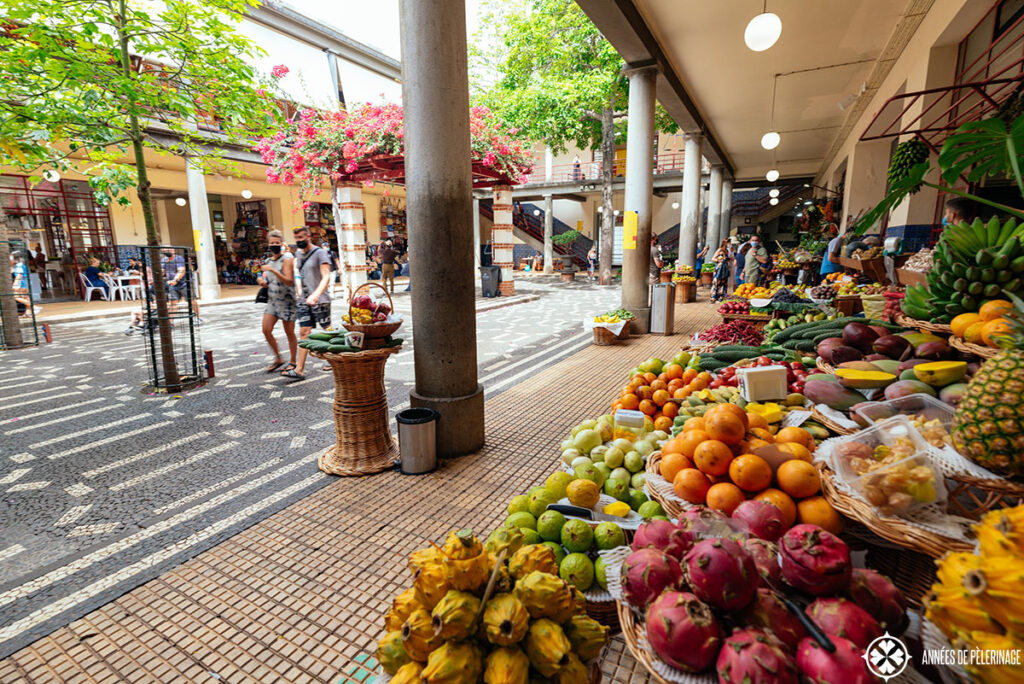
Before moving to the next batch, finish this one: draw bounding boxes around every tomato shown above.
[794,370,808,380]
[791,382,805,393]
[789,361,804,370]
[756,356,772,366]
[709,379,722,389]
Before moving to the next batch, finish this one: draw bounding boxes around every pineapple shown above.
[952,294,1024,478]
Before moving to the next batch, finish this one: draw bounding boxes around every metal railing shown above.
[518,152,693,185]
[477,201,590,268]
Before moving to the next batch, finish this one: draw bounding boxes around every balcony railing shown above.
[518,152,696,185]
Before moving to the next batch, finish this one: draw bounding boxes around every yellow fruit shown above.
[951,312,982,338]
[979,299,1013,321]
[963,320,986,345]
[981,318,1013,348]
[566,479,600,508]
[602,501,631,517]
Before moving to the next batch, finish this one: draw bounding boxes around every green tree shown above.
[0,0,280,383]
[472,0,675,283]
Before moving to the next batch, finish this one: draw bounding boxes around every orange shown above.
[643,372,658,384]
[750,428,775,443]
[712,403,749,429]
[693,440,733,476]
[673,387,691,399]
[682,368,698,383]
[637,385,654,401]
[673,468,711,504]
[775,426,813,449]
[682,417,706,432]
[740,437,772,453]
[705,411,746,446]
[652,389,671,407]
[654,416,673,432]
[754,488,797,526]
[661,437,686,456]
[650,380,669,393]
[797,496,844,535]
[706,482,746,516]
[657,372,670,384]
[982,318,1012,348]
[632,374,647,384]
[776,442,813,463]
[611,399,622,411]
[692,372,711,389]
[728,454,773,492]
[661,402,679,419]
[979,299,1013,321]
[620,393,639,410]
[776,460,821,499]
[660,452,693,482]
[950,312,982,338]
[664,363,684,380]
[963,320,986,345]
[667,379,684,393]
[638,399,657,416]
[677,429,710,458]
[746,412,769,430]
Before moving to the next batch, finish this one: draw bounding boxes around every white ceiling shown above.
[635,0,915,181]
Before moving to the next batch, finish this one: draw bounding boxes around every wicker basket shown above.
[343,282,402,347]
[593,320,631,346]
[944,478,1024,520]
[616,602,676,684]
[864,544,938,609]
[948,335,999,359]
[310,346,401,477]
[645,452,686,519]
[893,312,952,335]
[585,598,621,635]
[815,357,836,374]
[809,407,857,435]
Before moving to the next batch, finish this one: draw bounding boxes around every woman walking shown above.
[587,246,598,281]
[258,230,298,373]
[710,238,731,302]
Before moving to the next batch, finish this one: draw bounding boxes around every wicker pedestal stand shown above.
[312,345,401,476]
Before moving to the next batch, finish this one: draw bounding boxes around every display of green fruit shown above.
[630,472,647,489]
[545,472,573,500]
[609,466,631,483]
[570,456,593,470]
[536,510,566,542]
[542,541,566,566]
[603,477,629,502]
[520,528,542,545]
[603,446,624,469]
[624,451,645,473]
[594,556,608,590]
[638,500,665,518]
[560,519,594,553]
[559,552,595,592]
[628,489,649,511]
[593,522,625,550]
[593,462,612,483]
[504,511,537,531]
[574,463,605,487]
[507,495,530,515]
[528,489,558,518]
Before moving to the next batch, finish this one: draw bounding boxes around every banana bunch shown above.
[343,307,373,324]
[887,138,929,186]
[901,217,1024,322]
[593,314,621,323]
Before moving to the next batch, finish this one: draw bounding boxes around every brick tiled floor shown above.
[0,301,721,684]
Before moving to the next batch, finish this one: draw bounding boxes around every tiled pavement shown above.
[0,295,721,682]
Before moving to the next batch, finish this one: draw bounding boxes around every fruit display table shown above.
[311,345,401,476]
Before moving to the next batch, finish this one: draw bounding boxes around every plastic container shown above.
[831,415,946,516]
[736,365,788,402]
[852,393,955,450]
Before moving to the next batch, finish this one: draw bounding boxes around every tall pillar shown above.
[400,0,483,457]
[679,135,702,270]
[185,160,220,300]
[331,182,367,302]
[721,178,734,240]
[492,185,515,295]
[622,64,657,332]
[543,195,553,274]
[154,199,171,245]
[706,165,724,253]
[473,197,481,268]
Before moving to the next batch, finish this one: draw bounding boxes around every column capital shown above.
[623,61,658,77]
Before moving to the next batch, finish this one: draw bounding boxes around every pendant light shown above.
[760,132,781,150]
[175,197,187,207]
[769,188,780,198]
[744,2,782,52]
[769,197,779,206]
[765,169,780,182]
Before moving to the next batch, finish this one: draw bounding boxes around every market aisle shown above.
[0,302,720,684]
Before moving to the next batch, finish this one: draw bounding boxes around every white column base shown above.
[200,283,222,301]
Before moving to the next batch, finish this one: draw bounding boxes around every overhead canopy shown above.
[577,0,927,182]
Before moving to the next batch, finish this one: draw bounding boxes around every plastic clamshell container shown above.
[736,365,788,402]
[852,393,956,448]
[832,414,946,516]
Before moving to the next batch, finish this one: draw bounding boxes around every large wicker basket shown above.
[593,320,631,346]
[948,335,999,359]
[645,452,687,519]
[343,282,402,347]
[615,602,678,684]
[894,312,952,335]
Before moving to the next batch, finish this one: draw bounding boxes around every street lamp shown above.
[765,169,780,182]
[241,189,253,199]
[175,197,187,207]
[744,11,782,52]
[760,131,781,150]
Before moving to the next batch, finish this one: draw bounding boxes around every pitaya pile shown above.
[796,635,879,684]
[646,591,723,673]
[632,519,693,560]
[716,629,798,683]
[622,548,683,609]
[742,538,782,587]
[804,598,883,650]
[683,537,757,611]
[353,293,391,317]
[847,568,907,634]
[731,500,787,542]
[740,588,807,652]
[779,524,851,596]
[677,507,733,538]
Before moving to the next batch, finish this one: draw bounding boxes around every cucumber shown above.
[794,340,817,352]
[709,350,759,362]
[327,344,356,353]
[698,358,730,371]
[383,337,404,347]
[308,332,334,342]
[709,345,762,354]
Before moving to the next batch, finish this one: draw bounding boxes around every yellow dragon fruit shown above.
[963,555,1024,637]
[515,571,575,622]
[483,646,529,684]
[954,630,1024,684]
[485,527,525,557]
[390,661,424,684]
[482,593,530,646]
[935,551,982,588]
[414,561,452,610]
[431,590,481,641]
[442,530,491,592]
[376,630,411,675]
[552,652,589,684]
[563,614,608,661]
[409,546,444,575]
[508,544,559,580]
[444,529,484,559]
[492,557,513,593]
[525,618,572,677]
[925,585,1003,637]
[977,508,1024,558]
[420,640,484,684]
[386,588,424,632]
[401,608,442,662]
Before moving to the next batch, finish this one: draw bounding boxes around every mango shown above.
[805,373,837,383]
[913,361,967,387]
[939,382,968,406]
[835,369,897,390]
[899,369,919,381]
[836,361,882,373]
[869,359,902,375]
[803,380,864,412]
[883,380,937,401]
[900,332,944,350]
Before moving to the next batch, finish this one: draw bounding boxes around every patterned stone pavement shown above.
[0,276,619,659]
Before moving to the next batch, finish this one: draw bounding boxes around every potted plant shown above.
[551,229,582,280]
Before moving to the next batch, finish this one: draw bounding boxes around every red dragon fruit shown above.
[779,524,851,596]
[683,537,757,611]
[742,538,781,587]
[796,635,879,684]
[731,500,787,542]
[847,568,906,634]
[805,598,883,650]
[716,628,798,684]
[740,588,807,652]
[352,294,373,309]
[632,519,693,560]
[645,591,723,673]
[621,548,683,609]
[678,507,732,538]
[372,311,388,322]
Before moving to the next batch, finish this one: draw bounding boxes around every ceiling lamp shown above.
[760,131,781,150]
[613,210,620,216]
[533,209,541,216]
[769,198,779,206]
[765,169,780,182]
[42,170,61,183]
[769,188,780,198]
[596,206,603,213]
[241,189,253,199]
[175,197,187,207]
[744,11,782,52]
[672,202,680,210]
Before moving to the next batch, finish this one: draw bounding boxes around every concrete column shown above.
[679,135,702,270]
[622,64,657,332]
[400,0,483,457]
[544,146,553,182]
[492,185,515,295]
[473,197,481,268]
[721,178,734,240]
[184,160,220,300]
[543,194,553,274]
[332,183,367,302]
[706,165,724,253]
[154,199,171,245]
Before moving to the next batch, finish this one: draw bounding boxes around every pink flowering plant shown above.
[258,103,532,197]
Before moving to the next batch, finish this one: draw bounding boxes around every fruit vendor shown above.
[649,234,663,284]
[819,226,844,283]
[743,236,768,286]
[943,197,978,226]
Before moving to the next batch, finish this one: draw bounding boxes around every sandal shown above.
[281,368,305,380]
[265,357,286,373]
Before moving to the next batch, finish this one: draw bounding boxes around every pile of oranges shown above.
[610,365,713,433]
[658,403,843,535]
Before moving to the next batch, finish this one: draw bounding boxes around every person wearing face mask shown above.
[819,225,844,284]
[161,249,187,310]
[258,230,298,373]
[283,226,333,380]
[743,235,769,286]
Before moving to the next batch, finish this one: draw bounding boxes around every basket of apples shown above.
[342,282,402,345]
[717,300,750,316]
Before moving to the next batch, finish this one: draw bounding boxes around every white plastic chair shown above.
[99,273,123,300]
[79,272,109,301]
[122,278,143,300]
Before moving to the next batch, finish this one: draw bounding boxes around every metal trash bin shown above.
[651,282,676,335]
[480,265,501,298]
[396,407,440,475]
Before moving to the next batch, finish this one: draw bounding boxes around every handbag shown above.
[255,286,268,303]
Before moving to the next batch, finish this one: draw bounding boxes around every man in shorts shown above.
[161,248,187,311]
[283,226,332,380]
